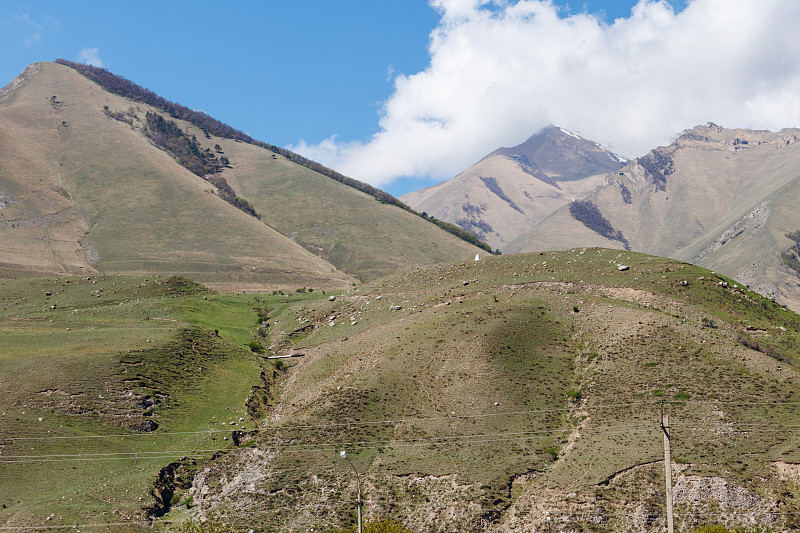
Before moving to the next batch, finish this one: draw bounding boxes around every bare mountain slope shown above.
[0,62,354,289]
[507,123,800,310]
[211,136,484,282]
[400,125,627,251]
[0,62,483,286]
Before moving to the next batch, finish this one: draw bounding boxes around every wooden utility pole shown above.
[340,451,363,533]
[661,403,674,533]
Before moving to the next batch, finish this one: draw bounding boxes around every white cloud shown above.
[77,48,104,68]
[24,34,42,46]
[292,0,800,188]
[17,14,45,46]
[16,14,43,31]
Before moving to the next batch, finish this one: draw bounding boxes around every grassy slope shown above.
[0,63,94,278]
[0,62,355,289]
[0,275,302,529]
[198,128,483,281]
[505,205,623,254]
[181,249,800,532]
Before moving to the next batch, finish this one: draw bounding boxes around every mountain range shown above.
[401,125,627,252]
[403,123,800,311]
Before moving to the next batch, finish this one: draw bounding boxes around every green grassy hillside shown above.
[47,60,486,282]
[0,274,290,529]
[4,251,800,532]
[194,129,485,282]
[169,249,800,532]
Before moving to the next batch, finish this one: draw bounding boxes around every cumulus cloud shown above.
[77,48,103,67]
[292,0,800,188]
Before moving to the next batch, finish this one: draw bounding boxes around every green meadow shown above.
[0,275,304,528]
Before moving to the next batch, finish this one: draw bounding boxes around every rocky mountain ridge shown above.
[406,122,800,311]
[400,125,627,251]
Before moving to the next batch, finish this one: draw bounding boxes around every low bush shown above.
[329,517,417,533]
[248,340,264,353]
[693,525,771,533]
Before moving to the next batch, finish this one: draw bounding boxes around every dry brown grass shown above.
[183,249,800,532]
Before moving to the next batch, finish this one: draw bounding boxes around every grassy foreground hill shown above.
[3,251,800,531]
[0,62,483,288]
[152,249,800,532]
[0,274,286,529]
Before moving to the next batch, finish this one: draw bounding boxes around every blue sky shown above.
[4,0,799,198]
[0,2,438,147]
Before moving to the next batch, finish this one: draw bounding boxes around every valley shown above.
[2,61,800,533]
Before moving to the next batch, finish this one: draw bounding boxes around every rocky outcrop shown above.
[147,458,199,518]
[0,62,39,101]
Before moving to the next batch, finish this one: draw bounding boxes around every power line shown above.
[0,425,663,462]
[0,406,602,442]
[6,398,800,443]
[11,418,800,462]
[0,523,151,531]
[3,428,236,442]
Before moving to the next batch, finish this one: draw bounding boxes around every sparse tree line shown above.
[569,199,630,249]
[479,175,524,214]
[509,153,558,187]
[56,59,492,252]
[456,216,494,239]
[143,111,259,219]
[619,181,632,204]
[101,99,254,218]
[145,112,226,176]
[781,230,800,277]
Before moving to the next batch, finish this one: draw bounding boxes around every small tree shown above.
[248,340,264,353]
